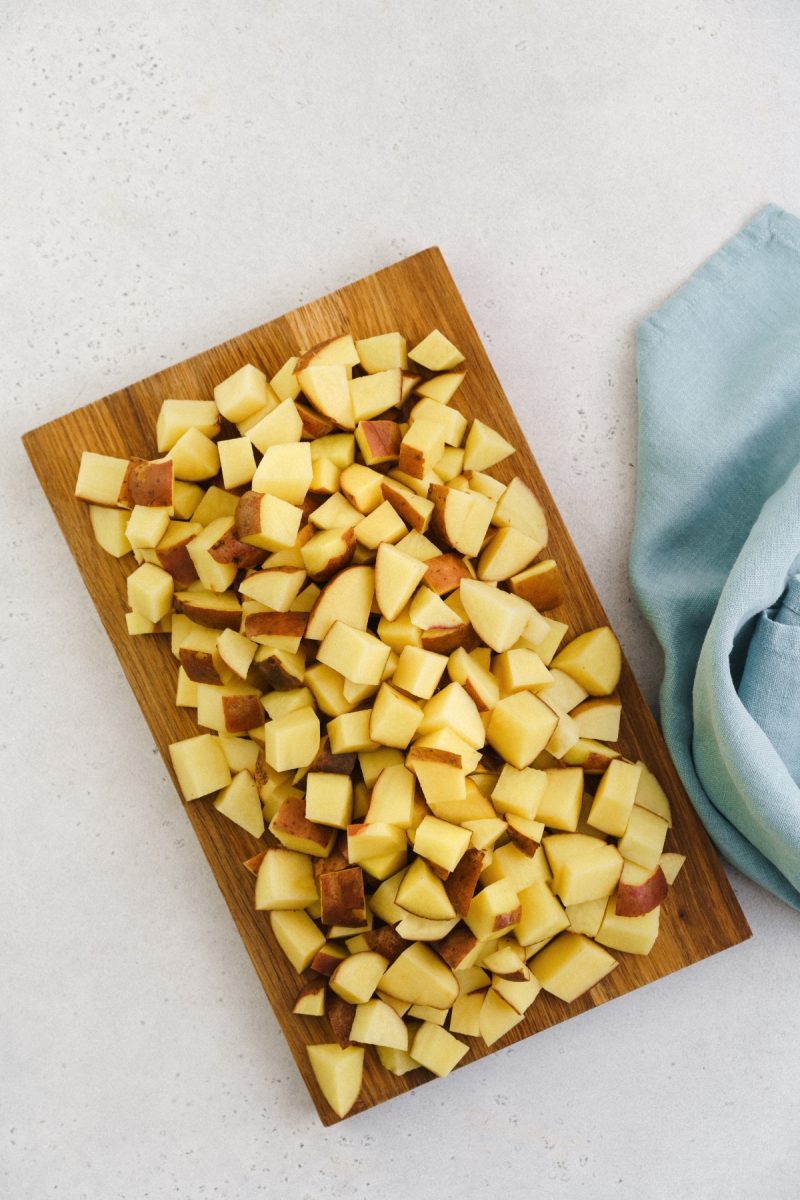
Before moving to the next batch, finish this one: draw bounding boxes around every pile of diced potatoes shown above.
[75,327,685,1119]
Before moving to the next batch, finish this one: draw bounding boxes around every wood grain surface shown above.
[23,247,751,1125]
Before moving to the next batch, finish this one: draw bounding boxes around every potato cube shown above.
[531,932,617,1002]
[413,816,471,874]
[514,880,570,947]
[214,363,270,423]
[551,626,622,696]
[318,622,390,686]
[218,436,257,489]
[596,895,661,956]
[339,463,385,513]
[330,952,388,1005]
[125,505,171,550]
[156,399,220,453]
[328,709,378,754]
[127,562,174,622]
[169,733,231,801]
[392,646,447,699]
[89,505,132,557]
[270,356,301,401]
[251,441,313,504]
[167,428,220,481]
[478,988,524,1046]
[486,691,559,769]
[212,769,263,836]
[254,847,318,910]
[347,822,407,864]
[356,333,408,373]
[270,910,326,973]
[588,759,642,837]
[369,684,423,749]
[74,452,130,507]
[235,491,303,552]
[535,767,585,831]
[305,772,353,829]
[616,805,669,869]
[408,329,465,371]
[264,706,320,772]
[465,880,522,941]
[378,942,459,1008]
[319,866,367,927]
[410,1022,468,1077]
[491,764,547,820]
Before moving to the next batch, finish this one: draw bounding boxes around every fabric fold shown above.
[631,204,800,910]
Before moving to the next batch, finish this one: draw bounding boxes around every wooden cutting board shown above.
[23,247,751,1124]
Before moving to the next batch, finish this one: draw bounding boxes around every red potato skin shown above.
[120,458,174,508]
[424,553,471,596]
[271,793,335,855]
[363,926,410,962]
[435,922,479,969]
[320,866,367,927]
[306,528,357,582]
[179,647,225,684]
[425,859,450,881]
[156,540,198,587]
[251,653,304,692]
[221,693,263,734]
[209,525,267,569]
[506,825,540,858]
[509,561,565,610]
[293,977,327,1008]
[242,850,267,876]
[356,421,401,465]
[296,402,336,441]
[427,483,458,549]
[381,480,427,532]
[310,946,347,977]
[314,834,350,878]
[173,595,242,631]
[616,866,668,917]
[234,491,264,542]
[309,737,357,776]
[327,992,356,1047]
[407,746,462,771]
[294,335,347,374]
[444,848,486,918]
[420,623,471,654]
[244,611,308,639]
[397,442,425,480]
[493,906,522,933]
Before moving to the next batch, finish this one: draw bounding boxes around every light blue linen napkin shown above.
[631,204,800,910]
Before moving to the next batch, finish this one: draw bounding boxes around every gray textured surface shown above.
[2,2,799,1197]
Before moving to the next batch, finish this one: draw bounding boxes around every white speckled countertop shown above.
[3,3,799,1196]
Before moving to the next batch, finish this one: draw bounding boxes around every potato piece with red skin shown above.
[424,553,471,596]
[363,926,410,962]
[443,848,486,919]
[616,863,668,917]
[208,524,267,569]
[270,792,336,857]
[327,993,356,1047]
[174,590,242,631]
[120,457,174,508]
[434,922,480,970]
[320,866,367,928]
[243,611,308,642]
[356,420,402,465]
[310,943,348,977]
[221,693,263,735]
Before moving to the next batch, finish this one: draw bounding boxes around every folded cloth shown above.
[631,204,800,910]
